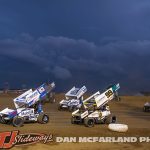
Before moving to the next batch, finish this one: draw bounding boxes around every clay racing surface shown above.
[0,94,149,150]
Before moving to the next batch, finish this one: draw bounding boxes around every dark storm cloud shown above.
[0,0,150,93]
[0,34,150,93]
[1,0,150,41]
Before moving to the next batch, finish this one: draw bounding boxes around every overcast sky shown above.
[0,0,150,94]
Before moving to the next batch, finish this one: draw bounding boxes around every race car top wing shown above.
[65,86,87,99]
[13,89,33,109]
[44,82,55,93]
[95,83,120,108]
[83,91,100,108]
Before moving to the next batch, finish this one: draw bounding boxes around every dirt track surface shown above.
[0,94,149,150]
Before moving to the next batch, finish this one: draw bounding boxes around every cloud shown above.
[0,34,150,93]
[52,66,72,80]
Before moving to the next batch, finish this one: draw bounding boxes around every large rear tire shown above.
[105,115,117,124]
[84,118,95,127]
[12,116,24,127]
[37,113,49,124]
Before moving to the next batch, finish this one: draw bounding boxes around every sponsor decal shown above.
[38,87,45,94]
[0,130,53,149]
[81,111,88,119]
[20,109,34,116]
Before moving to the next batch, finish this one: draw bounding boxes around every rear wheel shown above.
[12,116,24,127]
[37,113,49,124]
[84,118,95,127]
[105,115,117,124]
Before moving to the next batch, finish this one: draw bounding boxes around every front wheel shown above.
[84,118,95,127]
[12,116,24,127]
[0,116,10,124]
[37,113,49,124]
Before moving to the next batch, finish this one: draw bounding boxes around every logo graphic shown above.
[0,130,53,149]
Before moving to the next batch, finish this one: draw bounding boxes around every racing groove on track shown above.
[0,94,150,132]
[0,94,149,150]
[42,95,150,128]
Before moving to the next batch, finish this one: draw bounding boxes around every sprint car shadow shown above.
[0,121,39,127]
